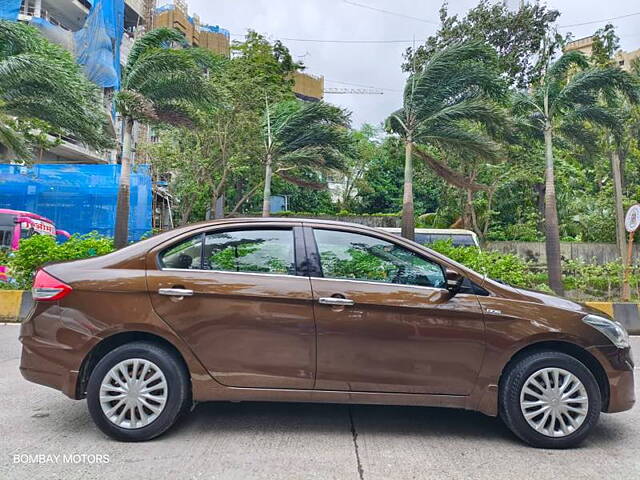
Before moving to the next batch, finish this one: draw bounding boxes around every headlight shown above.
[582,314,630,348]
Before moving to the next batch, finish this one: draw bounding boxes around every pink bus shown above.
[0,209,70,281]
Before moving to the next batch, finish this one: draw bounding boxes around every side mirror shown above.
[445,269,464,295]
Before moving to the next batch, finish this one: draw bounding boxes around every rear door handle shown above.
[158,288,194,297]
[318,297,355,306]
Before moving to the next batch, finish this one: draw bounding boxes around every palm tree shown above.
[113,28,217,247]
[387,41,506,240]
[605,69,640,299]
[0,20,112,159]
[514,50,639,295]
[261,99,351,216]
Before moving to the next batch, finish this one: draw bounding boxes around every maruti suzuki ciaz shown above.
[19,218,634,447]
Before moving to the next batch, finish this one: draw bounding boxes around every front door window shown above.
[313,229,446,288]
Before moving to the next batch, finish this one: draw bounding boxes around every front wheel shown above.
[500,351,601,448]
[87,341,190,441]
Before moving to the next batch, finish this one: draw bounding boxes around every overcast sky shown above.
[186,0,640,128]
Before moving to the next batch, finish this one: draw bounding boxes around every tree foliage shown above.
[404,0,561,88]
[0,20,113,159]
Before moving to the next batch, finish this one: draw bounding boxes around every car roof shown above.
[379,227,477,235]
[161,219,479,239]
[144,217,409,241]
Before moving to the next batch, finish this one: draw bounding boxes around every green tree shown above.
[513,47,640,294]
[387,41,506,240]
[404,1,560,89]
[113,28,216,247]
[261,99,351,216]
[335,124,380,211]
[0,20,112,159]
[589,25,640,298]
[230,31,299,111]
[145,32,303,224]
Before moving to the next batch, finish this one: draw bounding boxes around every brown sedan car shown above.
[19,219,634,447]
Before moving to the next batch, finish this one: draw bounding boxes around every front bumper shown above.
[588,345,635,413]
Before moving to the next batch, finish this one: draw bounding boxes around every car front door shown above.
[147,223,316,389]
[306,225,485,395]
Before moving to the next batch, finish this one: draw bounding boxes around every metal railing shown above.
[19,3,72,32]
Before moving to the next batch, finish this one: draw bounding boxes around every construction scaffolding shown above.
[153,1,230,56]
[0,164,152,241]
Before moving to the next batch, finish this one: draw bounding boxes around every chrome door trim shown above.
[161,268,300,280]
[310,275,449,294]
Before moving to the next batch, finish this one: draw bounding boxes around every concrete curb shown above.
[0,290,24,322]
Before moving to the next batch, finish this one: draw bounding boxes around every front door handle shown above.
[158,288,194,297]
[318,297,355,306]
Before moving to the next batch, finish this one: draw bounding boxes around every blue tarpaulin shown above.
[74,0,124,88]
[200,23,230,38]
[0,164,152,241]
[156,3,230,38]
[0,0,21,20]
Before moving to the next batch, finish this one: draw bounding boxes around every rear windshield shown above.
[415,233,477,247]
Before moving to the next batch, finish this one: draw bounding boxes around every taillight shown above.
[32,269,72,301]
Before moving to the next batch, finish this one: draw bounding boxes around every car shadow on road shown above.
[168,401,518,444]
[163,400,633,449]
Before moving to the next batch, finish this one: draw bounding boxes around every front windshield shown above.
[0,228,12,252]
[20,228,39,239]
[0,214,14,252]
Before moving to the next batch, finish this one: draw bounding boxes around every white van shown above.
[379,228,480,247]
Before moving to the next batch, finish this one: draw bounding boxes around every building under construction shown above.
[152,0,325,101]
[0,0,327,238]
[565,36,640,73]
[152,0,230,56]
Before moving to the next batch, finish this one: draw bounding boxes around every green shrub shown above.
[429,240,547,290]
[486,217,544,242]
[429,240,640,300]
[1,232,114,289]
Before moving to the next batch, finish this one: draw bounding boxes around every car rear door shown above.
[146,222,316,389]
[305,224,485,395]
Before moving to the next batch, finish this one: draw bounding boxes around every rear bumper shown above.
[18,303,84,399]
[588,345,635,413]
[20,341,79,399]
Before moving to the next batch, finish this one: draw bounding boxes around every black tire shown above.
[500,351,601,449]
[87,341,190,442]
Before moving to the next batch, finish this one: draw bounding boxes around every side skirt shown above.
[194,386,471,411]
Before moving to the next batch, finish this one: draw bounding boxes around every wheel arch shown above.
[76,331,191,399]
[498,340,610,412]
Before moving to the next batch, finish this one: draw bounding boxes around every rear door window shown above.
[204,229,295,275]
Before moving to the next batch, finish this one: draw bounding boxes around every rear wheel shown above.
[87,341,190,441]
[500,351,601,448]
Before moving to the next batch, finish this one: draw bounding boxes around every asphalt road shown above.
[1,324,639,480]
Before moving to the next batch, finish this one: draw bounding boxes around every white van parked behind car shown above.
[379,228,480,247]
